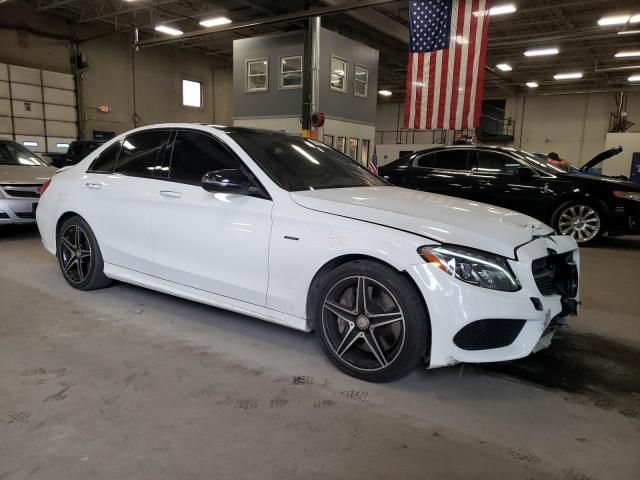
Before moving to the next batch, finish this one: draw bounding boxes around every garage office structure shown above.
[1,1,640,480]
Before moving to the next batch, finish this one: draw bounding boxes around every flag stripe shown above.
[454,0,473,129]
[413,53,425,129]
[448,0,467,130]
[462,0,480,125]
[442,0,459,128]
[473,0,490,126]
[425,52,437,129]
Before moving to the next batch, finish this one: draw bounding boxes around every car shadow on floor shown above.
[0,224,40,239]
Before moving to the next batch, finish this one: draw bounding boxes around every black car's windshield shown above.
[0,141,48,166]
[229,132,386,191]
[510,149,567,175]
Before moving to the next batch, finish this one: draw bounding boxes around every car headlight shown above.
[418,245,520,292]
[613,191,640,202]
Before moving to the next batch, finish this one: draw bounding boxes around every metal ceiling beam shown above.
[79,0,183,23]
[136,0,401,48]
[36,0,79,12]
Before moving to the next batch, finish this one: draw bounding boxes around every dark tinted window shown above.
[116,130,169,176]
[88,142,120,172]
[229,132,386,191]
[415,149,469,170]
[169,131,240,185]
[475,151,520,173]
[0,141,48,166]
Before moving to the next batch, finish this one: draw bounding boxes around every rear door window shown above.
[415,149,470,170]
[115,130,170,177]
[88,142,120,173]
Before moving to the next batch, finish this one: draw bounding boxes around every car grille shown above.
[532,252,578,297]
[0,184,41,198]
[453,319,527,351]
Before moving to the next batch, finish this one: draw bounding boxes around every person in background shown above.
[547,152,570,172]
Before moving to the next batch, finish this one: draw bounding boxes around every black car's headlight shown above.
[418,245,520,292]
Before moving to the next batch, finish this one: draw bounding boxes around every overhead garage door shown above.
[0,63,77,154]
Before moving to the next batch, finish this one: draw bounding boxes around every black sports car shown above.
[379,145,640,244]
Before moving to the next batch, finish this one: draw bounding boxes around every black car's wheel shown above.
[57,216,112,290]
[315,260,429,382]
[552,201,604,245]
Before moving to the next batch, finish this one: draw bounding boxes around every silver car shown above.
[0,139,57,224]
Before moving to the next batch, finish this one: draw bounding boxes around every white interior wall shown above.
[376,92,640,167]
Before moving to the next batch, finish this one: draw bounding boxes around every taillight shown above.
[38,179,52,195]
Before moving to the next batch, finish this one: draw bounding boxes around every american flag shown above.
[367,146,378,174]
[404,0,491,130]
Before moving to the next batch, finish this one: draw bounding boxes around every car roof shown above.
[120,123,295,137]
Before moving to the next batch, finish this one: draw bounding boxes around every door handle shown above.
[159,190,182,198]
[85,182,102,190]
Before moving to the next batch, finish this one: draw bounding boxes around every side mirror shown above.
[201,169,250,195]
[514,166,534,182]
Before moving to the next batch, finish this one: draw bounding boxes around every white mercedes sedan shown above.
[36,124,579,382]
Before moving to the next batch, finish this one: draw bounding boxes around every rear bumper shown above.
[407,235,579,369]
[0,198,39,224]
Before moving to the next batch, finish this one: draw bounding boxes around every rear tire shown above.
[57,216,112,290]
[552,200,605,245]
[314,260,429,382]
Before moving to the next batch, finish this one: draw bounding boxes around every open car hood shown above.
[580,146,623,172]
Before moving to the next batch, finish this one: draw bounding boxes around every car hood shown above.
[290,186,553,258]
[0,164,58,184]
[580,146,623,172]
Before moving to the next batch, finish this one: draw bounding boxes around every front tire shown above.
[552,201,604,245]
[57,216,112,290]
[315,260,429,382]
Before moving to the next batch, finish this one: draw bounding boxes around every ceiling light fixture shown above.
[199,16,232,27]
[618,29,640,35]
[524,47,559,57]
[629,74,640,82]
[554,72,583,80]
[597,15,630,26]
[378,90,393,96]
[526,82,539,88]
[630,14,640,23]
[489,4,517,16]
[496,63,512,71]
[615,50,640,58]
[155,25,183,36]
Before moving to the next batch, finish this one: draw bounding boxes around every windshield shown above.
[509,149,567,175]
[229,132,387,191]
[0,141,48,166]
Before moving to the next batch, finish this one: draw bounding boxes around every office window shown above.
[330,56,347,92]
[360,139,370,165]
[280,55,302,88]
[323,134,334,146]
[247,58,268,92]
[335,136,346,153]
[348,138,358,160]
[182,80,202,107]
[354,65,369,97]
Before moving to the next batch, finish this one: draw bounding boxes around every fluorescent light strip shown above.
[618,29,640,35]
[629,74,640,82]
[56,143,70,148]
[526,82,538,88]
[155,25,183,36]
[597,15,630,26]
[23,141,38,147]
[378,90,392,96]
[554,72,582,80]
[524,47,559,57]
[615,50,640,58]
[489,4,517,16]
[199,16,232,27]
[496,63,512,71]
[630,14,640,23]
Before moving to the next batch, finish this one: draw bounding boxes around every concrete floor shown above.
[1,226,639,480]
